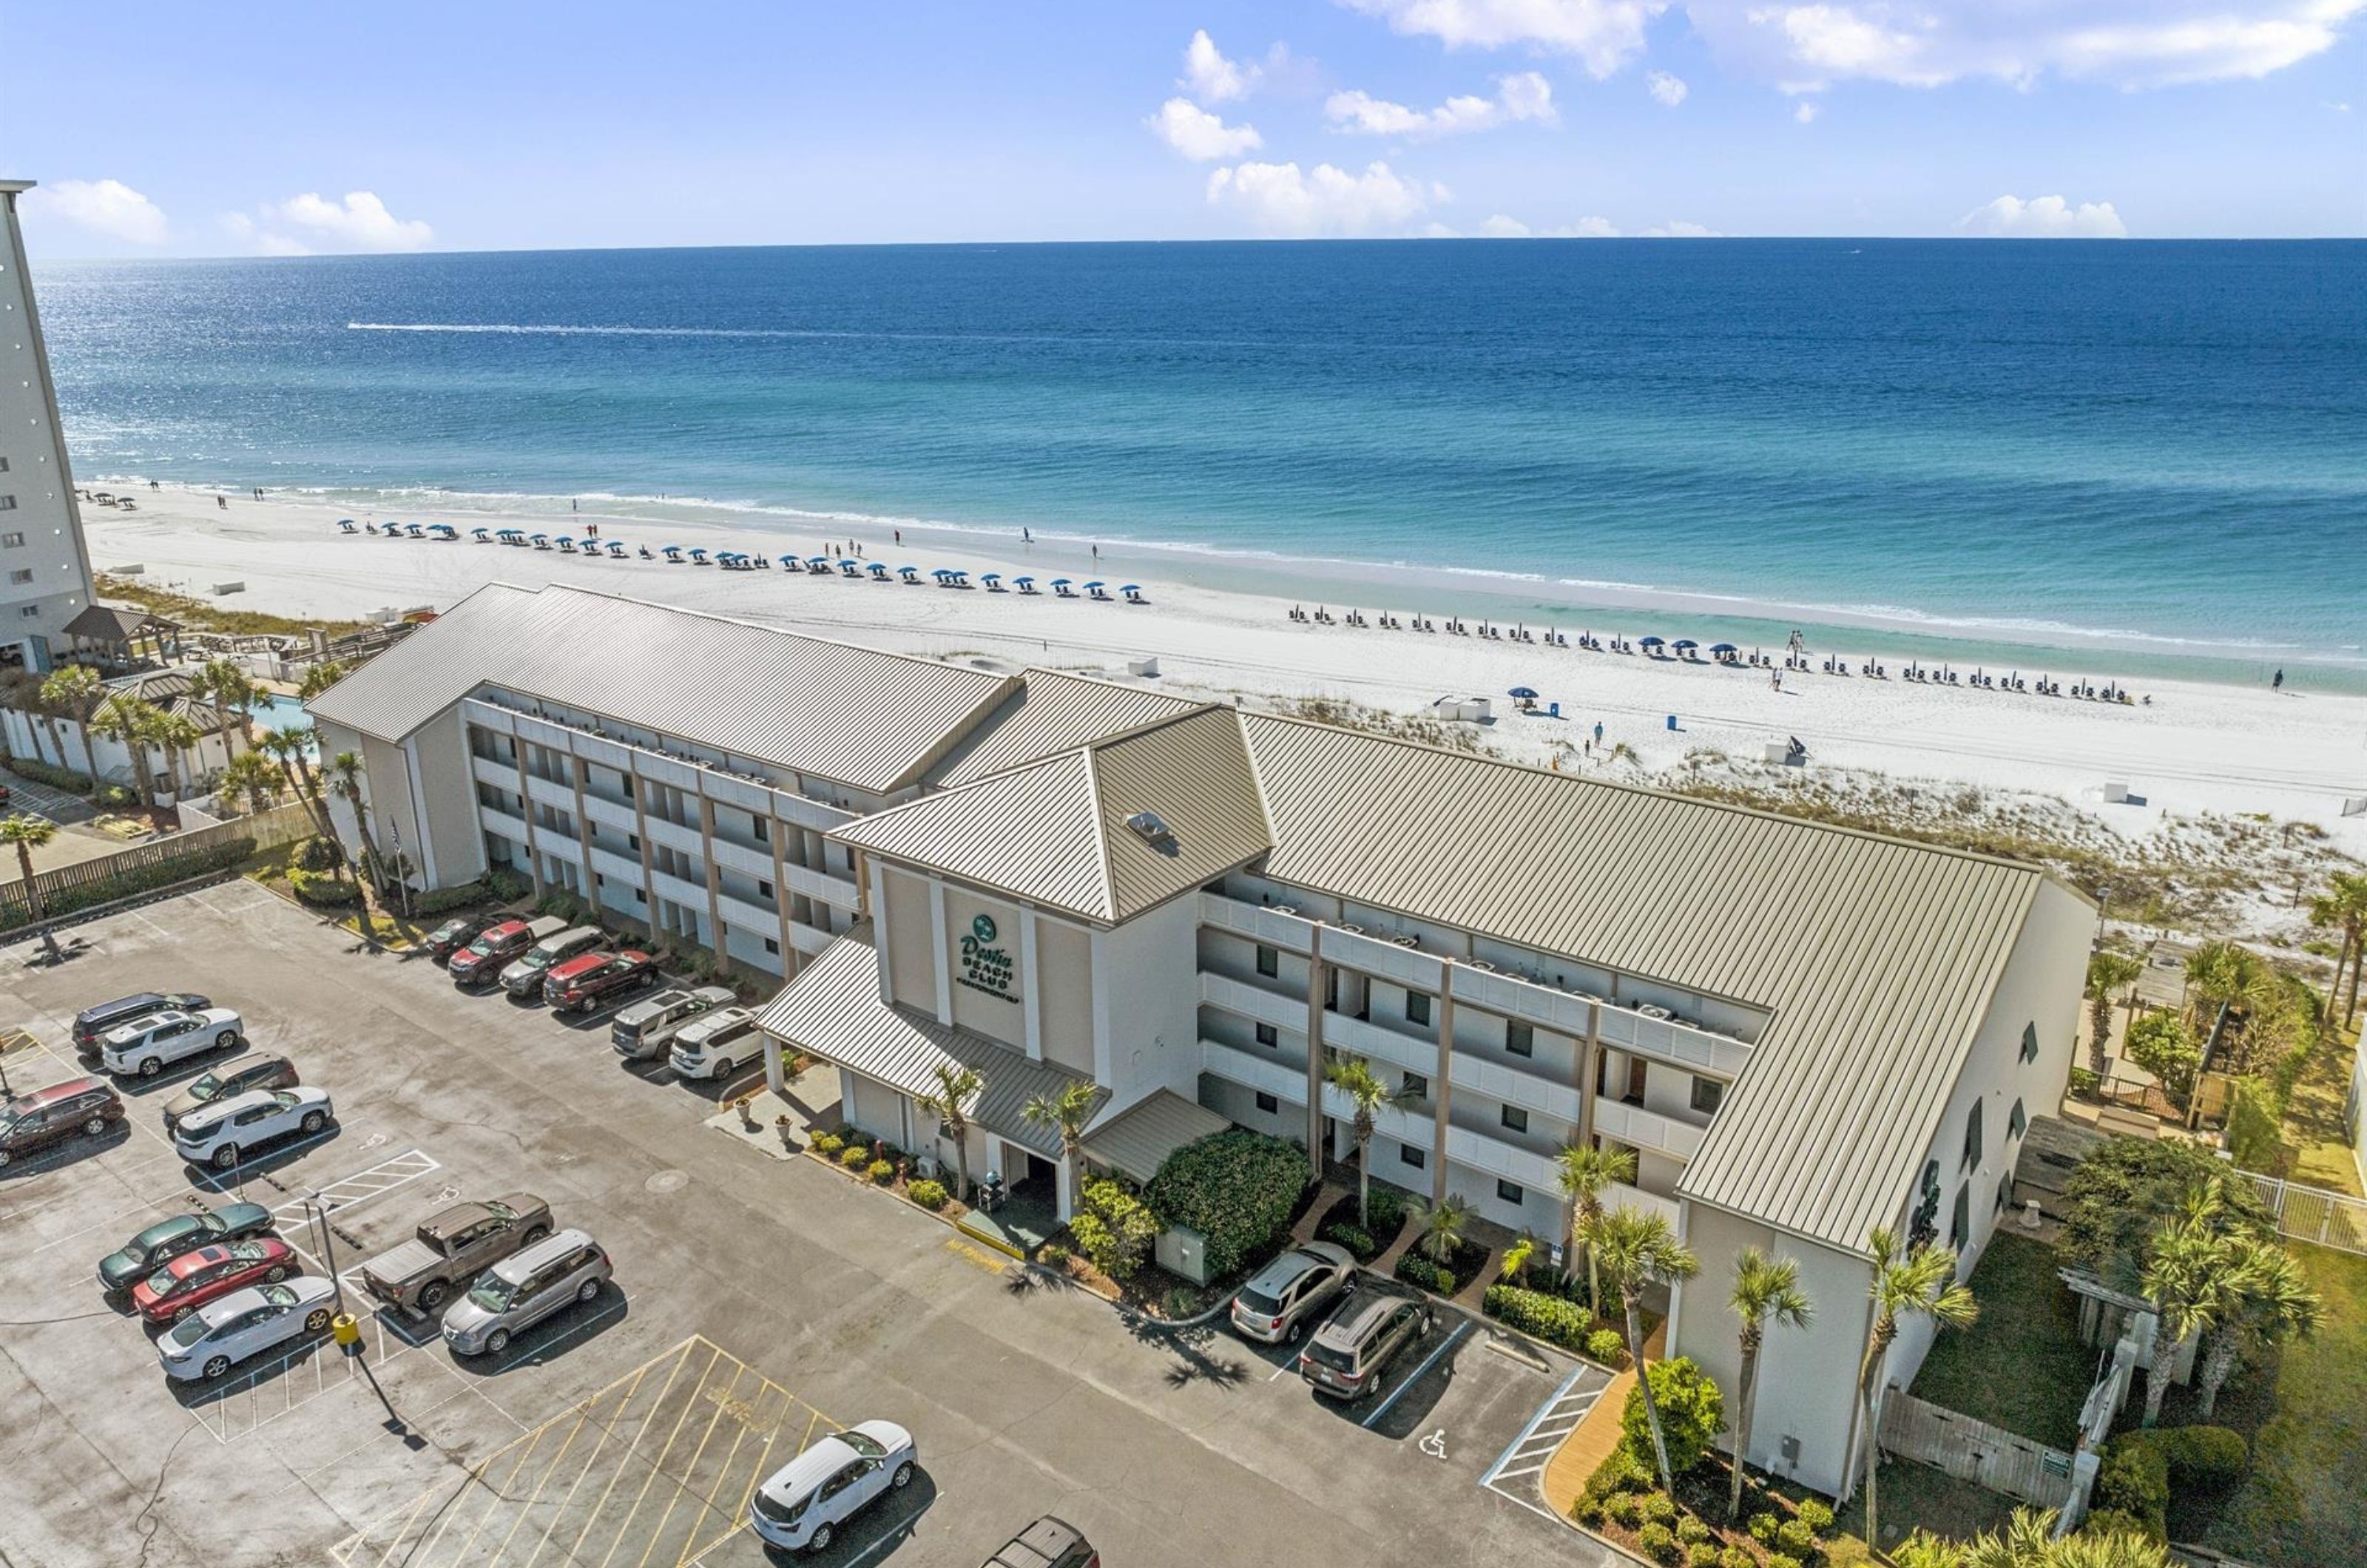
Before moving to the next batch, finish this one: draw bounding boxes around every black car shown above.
[983,1516,1098,1568]
[424,912,505,962]
[161,1055,300,1133]
[72,993,211,1057]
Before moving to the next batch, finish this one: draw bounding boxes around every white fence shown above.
[2229,1169,2367,1256]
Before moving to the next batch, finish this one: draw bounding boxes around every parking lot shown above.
[0,879,1615,1568]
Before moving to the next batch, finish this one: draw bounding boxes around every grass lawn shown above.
[1820,1459,2019,1564]
[1909,1231,2096,1450]
[2156,1240,2367,1565]
[2283,1022,2363,1196]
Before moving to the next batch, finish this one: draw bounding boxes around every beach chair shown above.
[983,573,1004,592]
[950,571,969,588]
[338,520,358,535]
[663,545,683,562]
[1014,576,1038,595]
[931,568,953,586]
[528,534,550,550]
[607,541,627,558]
[896,566,919,584]
[471,527,491,542]
[402,523,422,538]
[557,537,577,553]
[1051,578,1076,598]
[1120,585,1144,605]
[1085,581,1110,601]
[689,548,709,565]
[868,562,891,581]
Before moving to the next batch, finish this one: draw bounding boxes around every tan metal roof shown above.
[1235,712,2056,1253]
[929,670,1200,788]
[836,705,1273,925]
[1081,1089,1230,1184]
[304,584,1016,793]
[758,930,1104,1160]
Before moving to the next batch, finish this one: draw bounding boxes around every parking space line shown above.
[558,1341,708,1568]
[592,1342,726,1568]
[1479,1359,1608,1526]
[516,1359,661,1568]
[1363,1319,1469,1429]
[627,1359,747,1568]
[483,1396,598,1568]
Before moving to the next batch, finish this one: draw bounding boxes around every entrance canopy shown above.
[1081,1089,1228,1185]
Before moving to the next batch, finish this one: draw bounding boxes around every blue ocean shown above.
[34,240,2367,689]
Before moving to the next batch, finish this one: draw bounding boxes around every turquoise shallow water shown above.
[33,239,2367,690]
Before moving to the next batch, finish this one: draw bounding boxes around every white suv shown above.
[666,1007,760,1081]
[172,1087,334,1171]
[101,1007,245,1079]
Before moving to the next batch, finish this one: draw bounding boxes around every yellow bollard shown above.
[332,1312,363,1358]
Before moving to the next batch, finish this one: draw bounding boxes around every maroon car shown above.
[423,912,507,963]
[544,950,659,1013]
[0,1076,125,1168]
[448,919,538,987]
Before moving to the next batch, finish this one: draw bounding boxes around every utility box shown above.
[1127,656,1160,678]
[1154,1224,1208,1285]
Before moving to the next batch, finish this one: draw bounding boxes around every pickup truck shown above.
[359,1194,553,1312]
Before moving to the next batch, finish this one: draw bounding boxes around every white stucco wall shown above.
[1093,893,1203,1115]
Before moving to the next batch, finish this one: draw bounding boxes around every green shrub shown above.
[1748,1512,1780,1544]
[1604,1493,1644,1527]
[1619,1359,1726,1477]
[1775,1518,1817,1555]
[1675,1515,1712,1544]
[1144,1130,1311,1279]
[1794,1498,1834,1535]
[288,866,361,906]
[2152,1424,2248,1484]
[411,879,493,916]
[2,836,259,931]
[1686,1546,1720,1568]
[1321,1223,1377,1259]
[2079,1508,2154,1543]
[1583,1447,1655,1501]
[1587,1328,1630,1368]
[1640,1491,1678,1526]
[1718,1548,1754,1568]
[295,835,341,871]
[2124,1010,2201,1101]
[5,757,97,794]
[1574,1496,1604,1527]
[1364,1184,1409,1236]
[1484,1283,1591,1348]
[1394,1251,1454,1294]
[1038,1243,1070,1270]
[1071,1177,1159,1282]
[485,865,530,900]
[865,1159,894,1184]
[1767,1555,1804,1568]
[2067,1066,2101,1097]
[1636,1522,1677,1563]
[908,1179,948,1211]
[2095,1434,2170,1539]
[811,1133,843,1158]
[839,1144,871,1168]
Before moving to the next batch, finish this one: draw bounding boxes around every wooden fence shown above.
[0,803,314,930]
[1880,1390,2078,1510]
[2229,1170,2367,1256]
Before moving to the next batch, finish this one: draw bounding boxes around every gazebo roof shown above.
[61,604,180,645]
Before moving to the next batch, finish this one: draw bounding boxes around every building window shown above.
[1255,944,1279,979]
[0,457,10,472]
[16,606,35,619]
[0,496,14,511]
[0,533,21,548]
[1505,1021,1533,1058]
[2021,1022,2039,1064]
[1406,991,1433,1027]
[1402,1072,1428,1101]
[2009,1098,2027,1140]
[1500,1104,1529,1133]
[5,569,27,586]
[1255,1091,1280,1115]
[753,817,769,842]
[1689,1077,1725,1115]
[757,879,774,899]
[1996,1175,2013,1214]
[1399,1143,1426,1170]
[1962,1100,1984,1169]
[1496,1179,1524,1205]
[763,936,780,956]
[1949,1183,1970,1250]
[1255,1022,1279,1048]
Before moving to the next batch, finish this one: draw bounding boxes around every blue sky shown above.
[7,1,2361,254]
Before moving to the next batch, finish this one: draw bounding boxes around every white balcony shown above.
[469,754,522,794]
[717,891,781,935]
[1601,1180,1683,1230]
[642,813,705,858]
[1593,1004,1752,1080]
[788,919,835,957]
[784,862,862,913]
[774,792,852,834]
[1197,891,1314,955]
[587,844,644,888]
[1320,925,1446,993]
[569,730,635,773]
[1203,1036,1310,1106]
[478,805,530,845]
[1198,970,1306,1034]
[649,867,709,911]
[581,792,638,836]
[1320,1010,1436,1078]
[1451,964,1597,1037]
[1443,1124,1565,1194]
[1593,1097,1706,1162]
[524,773,575,813]
[459,698,516,736]
[709,835,776,882]
[1320,1080,1430,1146]
[1448,1049,1584,1124]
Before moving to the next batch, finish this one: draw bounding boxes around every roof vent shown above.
[1124,810,1174,844]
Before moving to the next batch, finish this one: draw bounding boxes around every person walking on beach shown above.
[1772,669,1783,692]
[216,495,227,510]
[2272,668,2284,692]
[894,529,902,546]
[1022,527,1031,544]
[571,499,578,513]
[1593,720,1604,750]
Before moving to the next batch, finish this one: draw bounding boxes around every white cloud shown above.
[1148,98,1266,160]
[1643,219,1721,236]
[1183,29,1253,102]
[1482,213,1622,235]
[258,192,434,251]
[1206,160,1435,237]
[1342,0,1668,79]
[1693,1,2363,92]
[1647,70,1690,104]
[1795,99,1821,121]
[1957,195,2128,237]
[24,178,169,246]
[1326,71,1559,136]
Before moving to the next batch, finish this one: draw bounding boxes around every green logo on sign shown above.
[972,914,997,943]
[959,913,1016,1003]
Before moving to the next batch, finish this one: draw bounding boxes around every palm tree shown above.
[2192,1234,2320,1418]
[297,659,349,703]
[259,727,340,868]
[1556,1141,1638,1317]
[2309,871,2367,1029]
[914,1062,985,1203]
[2084,950,2144,1075]
[1418,1193,1470,1266]
[1325,1053,1414,1227]
[35,664,102,772]
[1726,1246,1813,1518]
[143,710,204,803]
[1855,1226,1979,1548]
[217,751,282,817]
[2136,1185,2246,1427]
[1591,1203,1701,1493]
[328,749,382,885]
[1019,1077,1098,1216]
[0,813,61,959]
[87,692,162,811]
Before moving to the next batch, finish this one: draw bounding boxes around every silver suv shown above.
[611,986,737,1061]
[1300,1285,1434,1401]
[441,1229,612,1356]
[1231,1241,1357,1345]
[499,926,603,998]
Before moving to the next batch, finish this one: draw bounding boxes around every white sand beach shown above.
[81,488,2367,858]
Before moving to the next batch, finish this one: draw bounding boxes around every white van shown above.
[666,1007,761,1081]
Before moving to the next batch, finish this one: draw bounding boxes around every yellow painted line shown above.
[517,1358,661,1568]
[481,1390,601,1568]
[431,1419,554,1568]
[558,1340,708,1568]
[591,1341,725,1568]
[674,1381,793,1568]
[627,1358,749,1568]
[945,1236,1010,1272]
[368,1476,456,1568]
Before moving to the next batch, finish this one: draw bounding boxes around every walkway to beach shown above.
[1540,1319,1666,1519]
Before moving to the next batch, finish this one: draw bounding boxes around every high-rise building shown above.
[0,180,98,672]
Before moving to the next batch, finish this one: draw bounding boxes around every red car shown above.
[448,920,534,987]
[130,1237,301,1324]
[544,950,659,1013]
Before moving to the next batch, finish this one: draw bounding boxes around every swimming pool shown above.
[253,693,314,739]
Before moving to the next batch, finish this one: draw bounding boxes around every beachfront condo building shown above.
[0,181,98,672]
[309,581,2091,1501]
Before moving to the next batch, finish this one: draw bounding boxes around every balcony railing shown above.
[1594,1004,1752,1080]
[1448,1047,1584,1124]
[1320,1010,1435,1078]
[1593,1097,1707,1161]
[469,754,522,794]
[1601,1179,1683,1230]
[1202,1035,1309,1106]
[1197,891,1314,955]
[587,843,644,888]
[1442,1124,1564,1194]
[1318,924,1446,993]
[1198,970,1306,1034]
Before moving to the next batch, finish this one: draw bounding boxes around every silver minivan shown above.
[611,985,737,1061]
[499,926,604,998]
[441,1228,612,1356]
